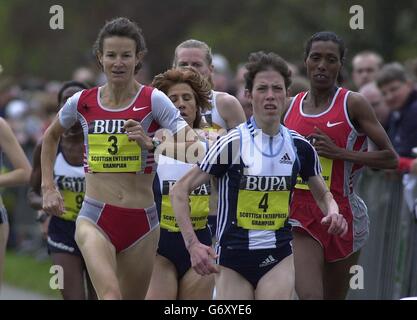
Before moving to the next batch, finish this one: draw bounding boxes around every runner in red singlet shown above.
[284,31,398,299]
[41,18,205,300]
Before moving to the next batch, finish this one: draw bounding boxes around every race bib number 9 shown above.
[160,195,209,232]
[88,134,141,172]
[61,190,84,221]
[236,191,290,230]
[295,156,332,190]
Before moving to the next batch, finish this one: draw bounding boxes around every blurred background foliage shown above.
[1,0,417,80]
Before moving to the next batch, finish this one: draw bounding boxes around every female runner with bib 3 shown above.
[41,18,204,299]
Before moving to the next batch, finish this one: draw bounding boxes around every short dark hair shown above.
[151,67,211,129]
[304,31,346,64]
[376,62,409,88]
[244,51,292,92]
[93,17,147,74]
[58,81,88,105]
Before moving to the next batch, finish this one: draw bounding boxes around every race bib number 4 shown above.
[88,134,141,172]
[236,190,290,230]
[296,156,332,190]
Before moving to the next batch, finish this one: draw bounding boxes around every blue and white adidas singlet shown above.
[199,117,321,251]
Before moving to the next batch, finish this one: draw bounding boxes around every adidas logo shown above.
[259,255,277,267]
[279,153,292,164]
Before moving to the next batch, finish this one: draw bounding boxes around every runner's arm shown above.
[307,175,339,217]
[126,90,209,163]
[170,165,218,275]
[308,175,347,236]
[28,142,43,210]
[41,116,66,215]
[345,92,398,169]
[216,93,246,129]
[0,118,31,187]
[171,165,210,250]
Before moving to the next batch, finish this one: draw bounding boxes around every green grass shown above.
[4,250,61,298]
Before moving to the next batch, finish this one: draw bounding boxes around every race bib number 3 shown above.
[236,190,290,230]
[160,195,209,232]
[296,156,333,190]
[88,134,141,172]
[61,190,84,221]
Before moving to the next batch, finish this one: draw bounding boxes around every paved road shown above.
[0,284,55,300]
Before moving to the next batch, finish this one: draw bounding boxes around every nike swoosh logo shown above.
[326,121,344,128]
[133,106,150,111]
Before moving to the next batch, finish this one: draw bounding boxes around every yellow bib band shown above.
[61,190,84,221]
[236,190,290,230]
[88,134,141,172]
[160,195,209,232]
[295,156,332,190]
